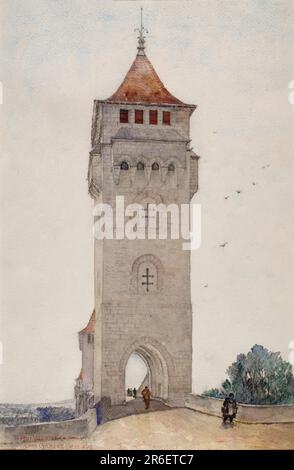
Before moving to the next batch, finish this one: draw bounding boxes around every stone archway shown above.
[120,337,174,403]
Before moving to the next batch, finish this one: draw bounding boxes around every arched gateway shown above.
[120,337,174,402]
[75,18,199,413]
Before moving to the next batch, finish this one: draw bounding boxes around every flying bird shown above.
[203,284,208,288]
[252,182,257,186]
[219,242,228,248]
[235,190,242,194]
[224,195,230,200]
[262,164,270,169]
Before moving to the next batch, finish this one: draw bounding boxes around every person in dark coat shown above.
[222,393,238,424]
[133,387,137,398]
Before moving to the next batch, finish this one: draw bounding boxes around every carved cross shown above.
[141,267,154,292]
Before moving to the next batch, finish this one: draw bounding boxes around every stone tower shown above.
[75,20,199,413]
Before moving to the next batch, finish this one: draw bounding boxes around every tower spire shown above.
[135,7,148,56]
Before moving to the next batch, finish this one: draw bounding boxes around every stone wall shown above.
[89,99,196,407]
[94,102,192,145]
[185,394,294,424]
[0,409,96,444]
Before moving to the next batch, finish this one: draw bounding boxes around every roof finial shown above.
[135,7,148,56]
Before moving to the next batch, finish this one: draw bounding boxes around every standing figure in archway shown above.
[142,386,151,410]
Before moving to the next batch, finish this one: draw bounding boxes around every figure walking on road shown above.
[142,386,151,410]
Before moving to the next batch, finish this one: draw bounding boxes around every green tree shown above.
[204,345,294,404]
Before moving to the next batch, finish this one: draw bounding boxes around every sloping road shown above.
[1,407,294,450]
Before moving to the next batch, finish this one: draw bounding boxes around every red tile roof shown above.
[79,309,96,334]
[76,369,83,381]
[107,53,185,106]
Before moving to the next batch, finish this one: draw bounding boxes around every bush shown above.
[203,344,294,404]
[203,388,225,399]
[36,406,75,422]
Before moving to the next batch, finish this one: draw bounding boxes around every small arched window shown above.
[137,161,145,171]
[168,163,175,172]
[152,162,159,171]
[120,161,129,170]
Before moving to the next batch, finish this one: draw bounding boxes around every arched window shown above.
[137,161,145,171]
[168,163,175,172]
[152,162,159,171]
[120,161,129,170]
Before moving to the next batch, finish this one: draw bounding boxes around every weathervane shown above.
[135,7,148,55]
